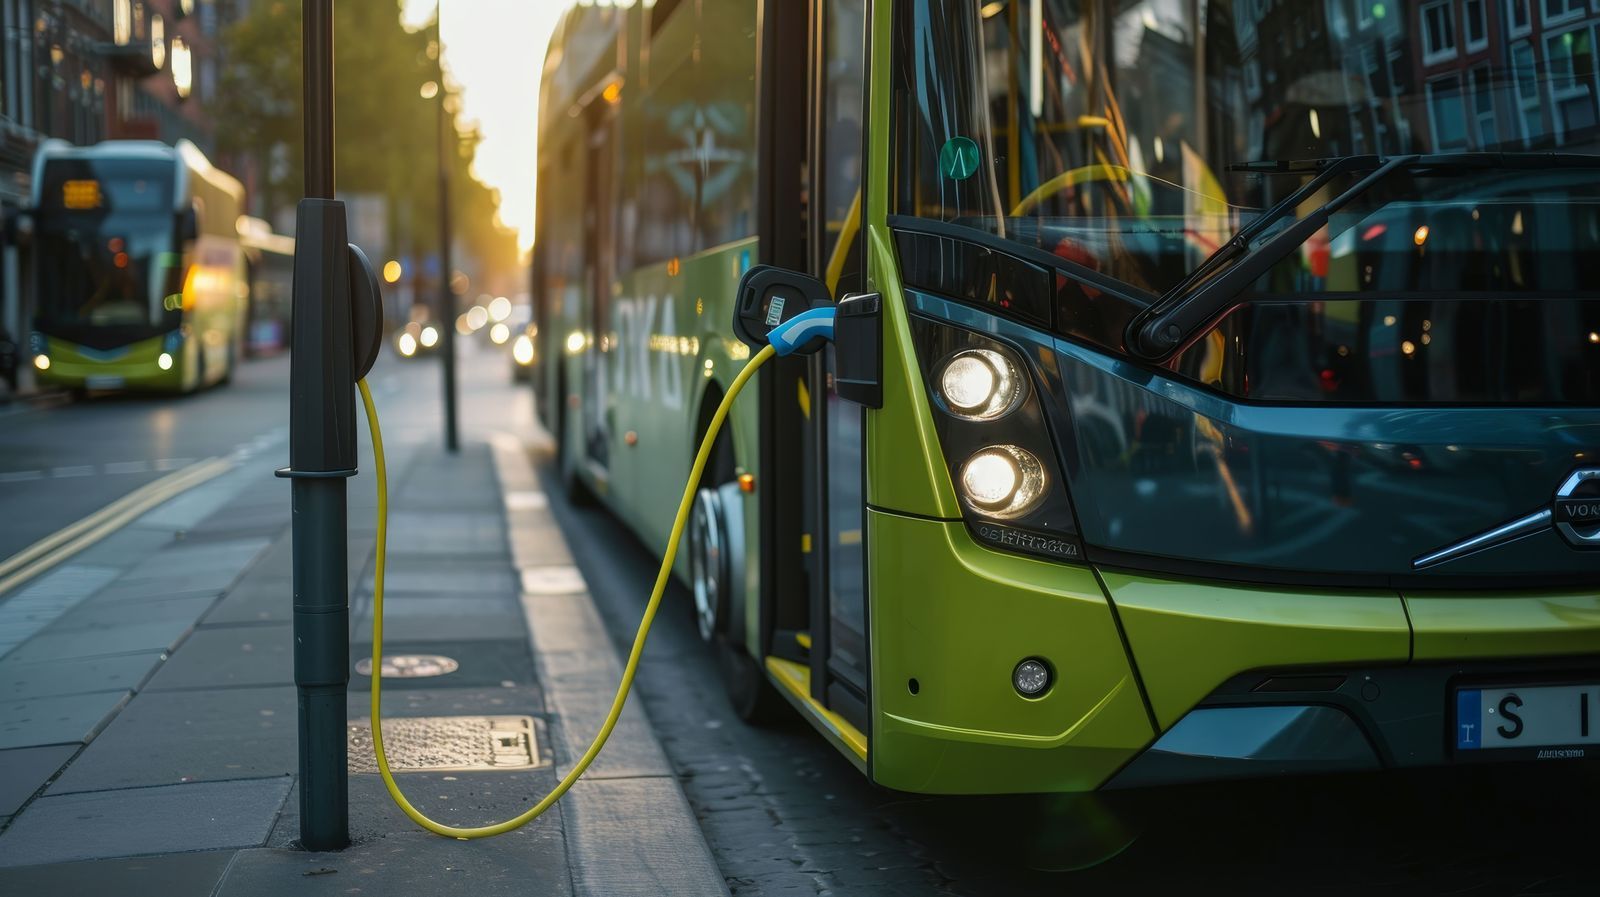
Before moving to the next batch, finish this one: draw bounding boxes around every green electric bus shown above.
[534,0,1600,793]
[29,139,245,393]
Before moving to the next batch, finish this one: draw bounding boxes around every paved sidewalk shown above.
[0,403,726,893]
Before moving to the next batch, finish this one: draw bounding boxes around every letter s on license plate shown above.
[1455,684,1600,754]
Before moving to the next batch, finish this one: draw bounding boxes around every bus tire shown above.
[555,366,594,506]
[694,393,784,724]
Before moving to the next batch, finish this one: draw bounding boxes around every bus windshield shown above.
[34,159,181,341]
[891,0,1600,297]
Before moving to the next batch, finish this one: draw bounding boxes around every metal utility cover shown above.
[347,715,539,773]
[354,654,460,678]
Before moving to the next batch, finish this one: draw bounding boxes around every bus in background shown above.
[27,139,245,393]
[237,216,294,357]
[535,0,1600,799]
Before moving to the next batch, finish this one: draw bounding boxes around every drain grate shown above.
[355,654,460,678]
[347,715,540,773]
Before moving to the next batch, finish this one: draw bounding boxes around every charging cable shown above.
[357,343,777,838]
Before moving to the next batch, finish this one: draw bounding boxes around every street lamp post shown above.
[435,7,458,453]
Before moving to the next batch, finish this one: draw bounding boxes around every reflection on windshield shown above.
[893,0,1600,294]
[34,159,180,340]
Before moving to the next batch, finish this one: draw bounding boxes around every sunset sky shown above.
[401,0,567,252]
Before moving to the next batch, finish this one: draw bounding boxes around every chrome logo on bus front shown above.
[1414,467,1600,568]
[1554,468,1600,548]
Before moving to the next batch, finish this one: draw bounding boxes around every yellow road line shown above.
[0,457,231,596]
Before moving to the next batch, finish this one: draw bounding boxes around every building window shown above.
[1507,0,1533,35]
[1543,0,1587,25]
[1426,74,1471,149]
[1512,41,1546,142]
[1469,64,1499,146]
[1465,0,1489,51]
[1422,1,1458,65]
[1544,27,1598,141]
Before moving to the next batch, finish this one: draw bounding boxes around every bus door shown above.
[806,0,869,730]
[581,113,617,484]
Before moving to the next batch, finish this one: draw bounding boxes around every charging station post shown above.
[283,0,352,851]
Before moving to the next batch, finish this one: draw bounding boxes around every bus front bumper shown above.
[35,336,183,391]
[867,510,1600,794]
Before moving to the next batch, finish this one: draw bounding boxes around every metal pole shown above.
[436,7,459,452]
[287,0,351,852]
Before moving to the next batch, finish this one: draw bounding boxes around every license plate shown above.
[84,375,125,390]
[1455,684,1600,754]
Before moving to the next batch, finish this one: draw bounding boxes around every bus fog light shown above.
[157,352,174,371]
[1013,658,1051,697]
[938,349,1023,420]
[959,445,1045,518]
[33,354,50,371]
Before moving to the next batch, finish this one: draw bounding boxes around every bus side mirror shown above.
[180,203,200,242]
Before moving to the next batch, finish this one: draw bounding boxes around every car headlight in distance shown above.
[397,331,418,357]
[512,334,534,365]
[938,349,1024,420]
[420,325,440,348]
[959,444,1046,519]
[489,322,510,345]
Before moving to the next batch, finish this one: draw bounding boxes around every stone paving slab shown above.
[47,686,296,794]
[0,651,163,702]
[112,536,271,592]
[4,594,216,663]
[351,595,528,642]
[0,849,236,895]
[0,691,129,750]
[219,827,571,897]
[564,777,729,897]
[199,578,291,625]
[0,745,76,815]
[0,777,291,866]
[143,623,292,691]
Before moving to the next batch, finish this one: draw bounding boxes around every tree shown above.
[213,1,520,290]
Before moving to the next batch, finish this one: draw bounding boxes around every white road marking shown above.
[103,460,151,475]
[0,470,43,483]
[50,465,95,478]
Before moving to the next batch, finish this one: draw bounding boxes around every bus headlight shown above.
[33,354,50,371]
[959,445,1045,518]
[911,316,1085,564]
[512,334,535,366]
[157,353,174,371]
[938,349,1023,420]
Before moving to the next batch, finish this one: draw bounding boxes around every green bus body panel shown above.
[1404,590,1600,661]
[864,226,960,518]
[1101,572,1411,729]
[868,509,1153,794]
[37,334,187,391]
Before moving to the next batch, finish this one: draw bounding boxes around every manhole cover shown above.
[520,566,585,595]
[348,715,540,773]
[355,654,460,678]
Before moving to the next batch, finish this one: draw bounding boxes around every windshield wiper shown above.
[1127,151,1600,359]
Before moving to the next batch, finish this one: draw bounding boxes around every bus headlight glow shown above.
[157,352,174,371]
[489,322,511,345]
[420,326,439,348]
[397,332,418,357]
[938,349,1024,420]
[512,334,535,365]
[33,354,50,371]
[959,445,1045,519]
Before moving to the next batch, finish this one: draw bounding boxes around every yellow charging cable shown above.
[355,343,775,838]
